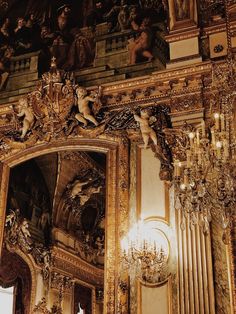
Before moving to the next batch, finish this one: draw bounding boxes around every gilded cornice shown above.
[102,61,212,94]
[51,246,104,286]
[165,28,200,43]
[203,20,236,35]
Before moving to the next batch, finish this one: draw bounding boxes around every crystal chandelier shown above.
[174,113,235,235]
[174,0,236,238]
[121,220,168,283]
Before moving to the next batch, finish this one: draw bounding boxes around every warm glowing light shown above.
[214,112,220,119]
[121,220,168,282]
[188,132,195,139]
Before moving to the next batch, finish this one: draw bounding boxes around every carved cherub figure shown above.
[17,97,35,138]
[75,86,99,127]
[134,109,157,149]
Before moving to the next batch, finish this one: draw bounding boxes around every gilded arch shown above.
[0,136,129,313]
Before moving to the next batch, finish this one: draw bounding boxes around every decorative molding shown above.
[51,246,104,286]
[0,137,129,314]
[165,29,200,43]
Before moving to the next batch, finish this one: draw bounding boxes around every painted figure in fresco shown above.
[64,27,94,70]
[104,0,132,32]
[86,0,106,29]
[57,4,72,31]
[117,0,130,32]
[134,109,157,149]
[129,17,153,64]
[175,0,189,20]
[17,97,35,138]
[75,86,99,127]
[51,4,72,68]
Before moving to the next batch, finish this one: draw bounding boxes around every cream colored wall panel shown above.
[138,279,172,314]
[169,37,199,60]
[140,148,166,220]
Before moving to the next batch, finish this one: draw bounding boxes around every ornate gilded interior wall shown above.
[0,1,236,311]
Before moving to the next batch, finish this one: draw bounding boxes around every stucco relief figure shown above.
[33,297,50,314]
[5,209,33,252]
[175,0,189,20]
[75,86,99,127]
[70,179,91,199]
[5,209,19,227]
[17,97,35,138]
[95,235,105,256]
[20,219,31,240]
[5,209,20,245]
[70,177,102,206]
[79,185,102,206]
[134,109,157,149]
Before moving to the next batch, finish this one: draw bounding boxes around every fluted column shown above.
[177,212,215,313]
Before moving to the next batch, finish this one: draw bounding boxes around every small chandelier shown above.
[121,221,168,283]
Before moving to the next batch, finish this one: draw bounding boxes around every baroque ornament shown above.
[33,297,62,314]
[5,208,52,282]
[0,58,173,181]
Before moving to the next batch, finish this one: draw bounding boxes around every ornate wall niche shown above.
[0,137,129,314]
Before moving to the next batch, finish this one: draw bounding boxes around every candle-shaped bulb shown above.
[186,150,191,168]
[220,114,225,131]
[188,132,195,148]
[176,161,181,176]
[214,113,220,130]
[196,130,200,145]
[216,141,222,159]
[211,129,216,146]
[201,120,206,137]
[188,132,195,139]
